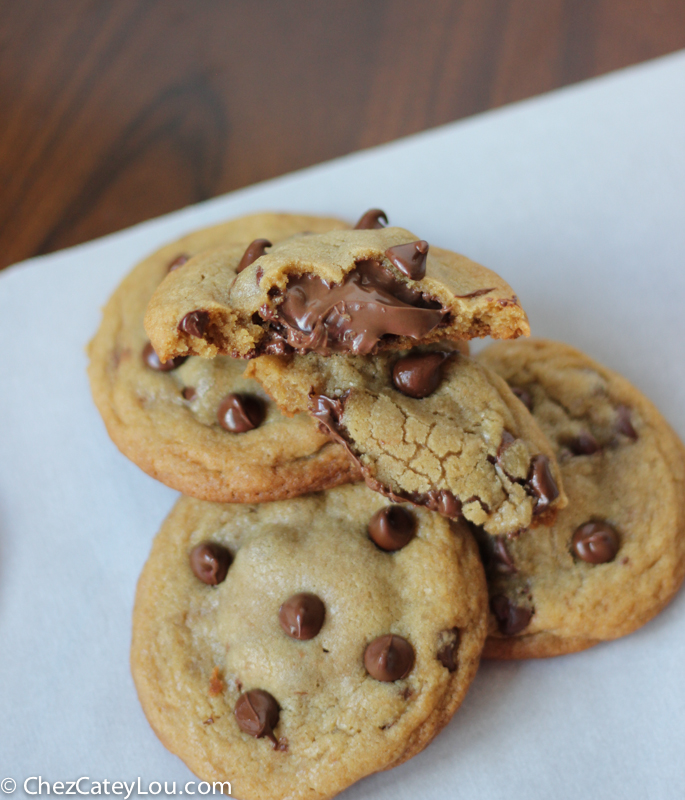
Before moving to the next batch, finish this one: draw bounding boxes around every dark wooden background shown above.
[1,0,684,270]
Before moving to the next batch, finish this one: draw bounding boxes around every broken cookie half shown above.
[246,347,567,536]
[144,223,530,362]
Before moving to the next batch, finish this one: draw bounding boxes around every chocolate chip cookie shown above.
[87,212,361,503]
[245,347,566,535]
[477,339,685,658]
[144,214,529,362]
[131,485,488,800]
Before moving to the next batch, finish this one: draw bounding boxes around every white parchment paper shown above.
[1,51,684,800]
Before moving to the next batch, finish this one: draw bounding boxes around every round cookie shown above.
[246,347,566,535]
[87,212,361,503]
[131,485,488,800]
[477,339,685,658]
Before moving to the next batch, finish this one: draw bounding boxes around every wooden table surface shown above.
[1,0,683,270]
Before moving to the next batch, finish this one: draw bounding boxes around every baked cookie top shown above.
[131,485,488,800]
[144,213,529,362]
[87,212,360,503]
[246,347,566,535]
[477,339,685,658]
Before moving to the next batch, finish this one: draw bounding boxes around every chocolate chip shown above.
[178,310,210,338]
[426,490,462,518]
[474,530,518,575]
[571,521,620,564]
[616,405,638,440]
[568,431,601,455]
[392,351,449,398]
[218,393,265,433]
[182,386,197,401]
[237,239,272,274]
[354,209,388,230]
[368,505,416,551]
[492,538,517,574]
[511,386,533,411]
[437,628,460,672]
[278,593,325,640]
[364,634,414,682]
[235,690,280,745]
[490,595,533,636]
[142,342,187,372]
[527,455,559,514]
[385,240,429,280]
[168,253,190,272]
[189,542,232,585]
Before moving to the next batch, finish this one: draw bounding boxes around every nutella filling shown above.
[261,259,447,355]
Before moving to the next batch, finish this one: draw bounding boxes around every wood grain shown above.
[1,0,683,269]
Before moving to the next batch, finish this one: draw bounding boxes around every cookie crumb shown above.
[209,667,225,696]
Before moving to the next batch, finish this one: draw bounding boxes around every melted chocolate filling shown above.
[259,259,447,355]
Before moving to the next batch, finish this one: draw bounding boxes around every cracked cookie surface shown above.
[478,339,685,658]
[87,212,360,503]
[131,485,488,800]
[246,348,566,535]
[144,223,529,362]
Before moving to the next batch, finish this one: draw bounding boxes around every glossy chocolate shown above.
[235,690,280,745]
[424,489,462,518]
[310,393,346,436]
[384,240,429,280]
[189,542,232,585]
[218,393,265,433]
[364,634,415,682]
[142,341,187,372]
[354,208,388,230]
[278,593,326,640]
[237,239,272,274]
[527,455,559,513]
[568,431,601,455]
[491,537,517,574]
[572,521,620,563]
[490,595,533,636]
[368,505,416,551]
[392,351,450,398]
[271,260,446,355]
[178,310,210,338]
[437,628,460,672]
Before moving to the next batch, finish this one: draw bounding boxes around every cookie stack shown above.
[88,211,685,800]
